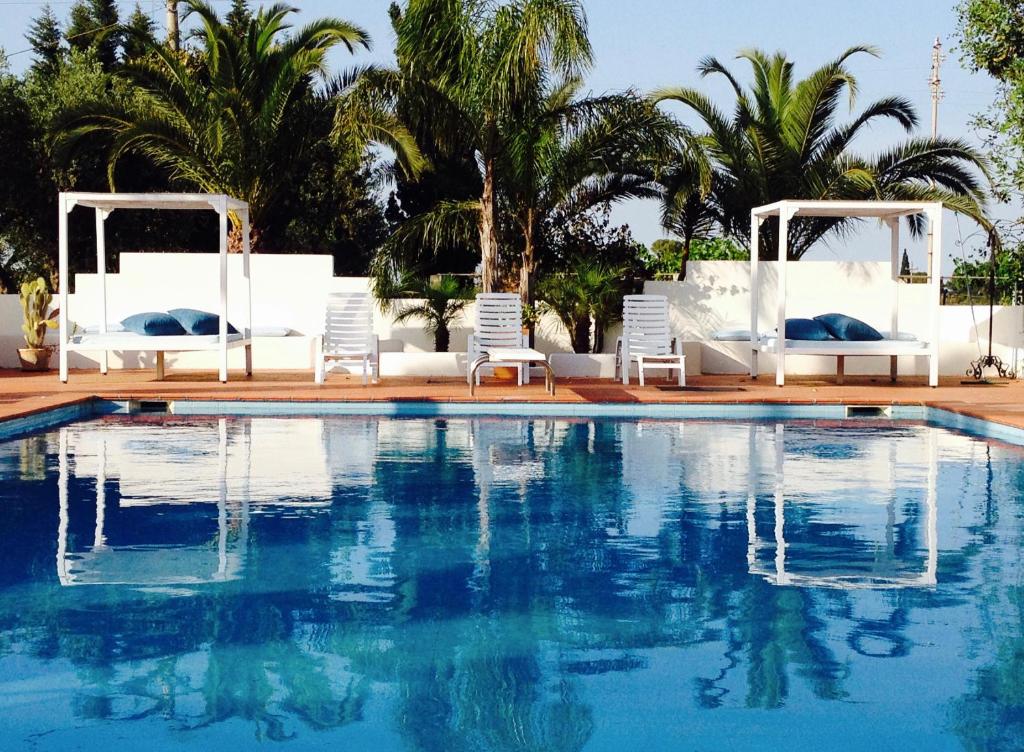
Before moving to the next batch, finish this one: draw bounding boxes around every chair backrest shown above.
[623,294,671,356]
[474,293,523,350]
[324,293,374,354]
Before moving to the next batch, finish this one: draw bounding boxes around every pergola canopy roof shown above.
[752,199,941,219]
[64,192,249,213]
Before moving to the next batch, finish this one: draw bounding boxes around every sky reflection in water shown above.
[0,415,1022,751]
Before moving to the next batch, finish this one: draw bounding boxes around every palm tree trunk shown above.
[228,221,259,253]
[480,157,499,292]
[435,323,451,353]
[591,315,604,354]
[571,317,590,354]
[675,236,692,281]
[519,209,535,306]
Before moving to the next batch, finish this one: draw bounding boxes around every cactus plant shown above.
[20,277,59,349]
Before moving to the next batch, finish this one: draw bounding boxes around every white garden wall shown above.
[644,260,1024,378]
[1,254,1021,377]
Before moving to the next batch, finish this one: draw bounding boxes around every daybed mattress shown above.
[758,336,929,353]
[69,332,246,351]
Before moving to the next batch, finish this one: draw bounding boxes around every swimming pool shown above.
[1,413,1022,750]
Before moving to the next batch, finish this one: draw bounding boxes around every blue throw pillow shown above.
[814,313,883,341]
[784,318,833,341]
[167,308,238,336]
[121,312,187,336]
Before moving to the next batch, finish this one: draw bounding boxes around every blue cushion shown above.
[167,308,238,336]
[784,318,833,341]
[121,312,186,336]
[814,313,883,341]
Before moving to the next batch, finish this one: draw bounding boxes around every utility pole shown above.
[930,36,943,139]
[927,37,943,278]
[166,0,179,51]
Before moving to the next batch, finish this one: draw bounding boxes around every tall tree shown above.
[391,0,593,292]
[654,47,991,260]
[502,81,685,304]
[66,0,121,70]
[25,5,64,78]
[957,0,1024,204]
[58,0,411,251]
[225,0,253,37]
[121,4,157,61]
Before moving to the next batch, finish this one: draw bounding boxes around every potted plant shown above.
[18,277,59,371]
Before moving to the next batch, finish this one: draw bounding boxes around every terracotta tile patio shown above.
[1,368,1022,432]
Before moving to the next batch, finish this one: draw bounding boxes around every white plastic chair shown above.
[617,294,685,386]
[315,293,379,385]
[467,293,529,386]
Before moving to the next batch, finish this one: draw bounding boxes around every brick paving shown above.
[0,368,1021,431]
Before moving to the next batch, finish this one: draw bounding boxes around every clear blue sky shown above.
[0,0,1013,269]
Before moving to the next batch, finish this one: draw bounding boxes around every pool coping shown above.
[2,395,1024,447]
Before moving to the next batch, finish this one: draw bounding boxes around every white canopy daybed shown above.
[745,423,938,590]
[58,192,253,383]
[750,200,943,387]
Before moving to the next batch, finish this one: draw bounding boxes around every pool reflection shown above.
[0,415,1022,750]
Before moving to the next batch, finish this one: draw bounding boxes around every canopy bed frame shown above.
[58,192,253,383]
[750,200,944,387]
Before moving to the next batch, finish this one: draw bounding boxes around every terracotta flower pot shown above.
[17,347,51,371]
[490,365,519,381]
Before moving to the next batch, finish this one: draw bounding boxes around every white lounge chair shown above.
[467,293,556,395]
[315,293,379,385]
[467,293,529,386]
[617,294,685,387]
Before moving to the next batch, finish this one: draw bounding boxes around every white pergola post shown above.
[928,205,943,387]
[749,211,760,378]
[58,194,70,382]
[773,423,786,584]
[775,204,791,387]
[889,218,900,381]
[56,427,70,583]
[242,208,253,377]
[218,198,229,383]
[745,423,758,570]
[95,208,109,375]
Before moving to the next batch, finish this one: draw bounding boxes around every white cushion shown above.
[81,323,126,334]
[712,329,752,342]
[251,325,292,337]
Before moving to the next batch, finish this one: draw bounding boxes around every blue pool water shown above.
[0,414,1023,751]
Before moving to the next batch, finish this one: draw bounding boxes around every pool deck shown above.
[1,368,1023,431]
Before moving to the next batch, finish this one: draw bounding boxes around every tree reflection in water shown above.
[0,415,1020,749]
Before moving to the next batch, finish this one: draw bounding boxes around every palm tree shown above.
[502,80,688,305]
[653,46,990,260]
[57,1,420,249]
[382,273,475,352]
[390,0,592,291]
[537,257,623,353]
[656,152,720,280]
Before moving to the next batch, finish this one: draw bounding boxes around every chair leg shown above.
[637,357,645,387]
[315,358,325,384]
[362,356,369,386]
[678,356,686,387]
